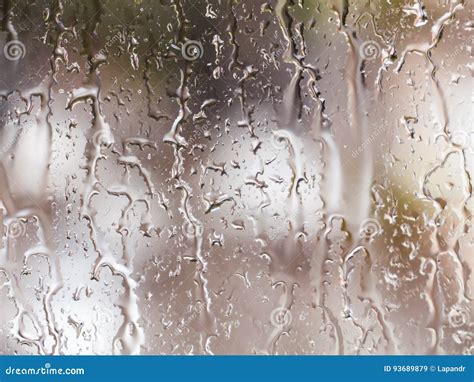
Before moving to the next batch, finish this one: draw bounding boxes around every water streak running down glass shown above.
[0,0,472,355]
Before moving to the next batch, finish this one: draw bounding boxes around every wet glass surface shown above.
[0,0,472,355]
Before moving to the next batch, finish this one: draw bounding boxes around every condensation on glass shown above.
[0,0,472,355]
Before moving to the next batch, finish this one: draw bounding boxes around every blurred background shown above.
[0,0,472,355]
